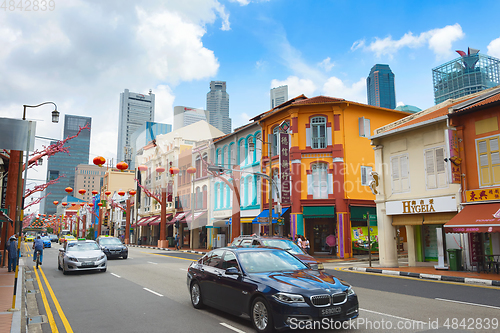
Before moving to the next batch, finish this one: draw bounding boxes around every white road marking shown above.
[179,268,188,271]
[147,261,158,265]
[220,322,247,333]
[111,273,121,278]
[435,298,500,310]
[143,288,163,297]
[360,308,427,324]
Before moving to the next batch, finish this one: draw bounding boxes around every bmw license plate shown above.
[320,306,341,317]
[81,262,94,267]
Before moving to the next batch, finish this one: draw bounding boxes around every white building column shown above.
[405,225,416,266]
[373,145,398,267]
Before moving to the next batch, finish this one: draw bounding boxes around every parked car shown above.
[187,247,358,332]
[41,236,52,248]
[24,235,35,242]
[230,235,324,270]
[96,236,128,259]
[49,234,59,242]
[58,239,107,275]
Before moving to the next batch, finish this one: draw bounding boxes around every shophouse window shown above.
[202,185,207,209]
[311,116,327,149]
[391,154,410,193]
[247,136,254,164]
[247,176,253,206]
[425,147,447,189]
[359,117,371,137]
[223,146,228,169]
[311,163,328,199]
[239,139,245,166]
[477,135,500,186]
[272,127,279,156]
[255,132,262,160]
[361,166,373,186]
[229,143,236,167]
[256,178,261,206]
[214,183,219,208]
[202,154,208,177]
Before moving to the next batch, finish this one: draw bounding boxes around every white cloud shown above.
[154,85,176,124]
[318,57,334,72]
[487,37,500,58]
[322,77,366,103]
[397,101,405,107]
[271,76,316,98]
[354,24,464,59]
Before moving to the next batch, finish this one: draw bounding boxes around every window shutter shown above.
[391,157,399,181]
[425,149,436,189]
[358,117,365,137]
[361,167,367,186]
[436,148,445,173]
[364,119,371,137]
[400,155,409,191]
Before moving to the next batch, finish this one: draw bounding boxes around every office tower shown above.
[270,85,288,108]
[74,164,106,201]
[42,115,91,215]
[117,89,155,166]
[130,121,172,168]
[206,81,231,134]
[433,47,500,104]
[173,106,209,130]
[367,64,396,109]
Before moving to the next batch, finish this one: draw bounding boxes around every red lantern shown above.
[187,166,197,174]
[92,190,98,195]
[118,191,126,196]
[93,156,106,167]
[53,201,59,205]
[97,202,103,207]
[129,190,137,196]
[80,203,85,207]
[62,202,67,207]
[156,166,165,173]
[78,189,86,195]
[116,161,128,172]
[105,191,111,196]
[138,165,148,172]
[89,203,94,207]
[169,167,180,175]
[71,203,76,207]
[65,187,73,194]
[43,214,46,217]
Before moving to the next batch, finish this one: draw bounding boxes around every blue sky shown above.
[1,0,500,196]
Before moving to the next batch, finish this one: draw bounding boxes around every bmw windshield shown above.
[238,249,308,273]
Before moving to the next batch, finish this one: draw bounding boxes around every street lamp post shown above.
[10,102,59,312]
[187,166,197,250]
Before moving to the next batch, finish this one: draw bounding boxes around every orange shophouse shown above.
[254,95,410,258]
[445,87,500,270]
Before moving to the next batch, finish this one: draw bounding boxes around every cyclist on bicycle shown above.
[33,235,44,265]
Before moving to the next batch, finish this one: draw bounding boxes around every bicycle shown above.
[35,250,42,269]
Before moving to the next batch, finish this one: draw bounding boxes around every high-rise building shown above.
[41,115,91,215]
[173,106,209,130]
[206,81,231,134]
[432,47,500,104]
[117,89,155,166]
[130,121,172,169]
[73,164,107,202]
[270,85,288,108]
[367,64,396,109]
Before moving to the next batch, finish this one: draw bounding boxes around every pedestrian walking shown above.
[297,235,303,249]
[174,233,180,250]
[303,237,310,254]
[7,235,17,272]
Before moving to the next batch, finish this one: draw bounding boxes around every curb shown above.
[127,244,205,255]
[349,267,500,287]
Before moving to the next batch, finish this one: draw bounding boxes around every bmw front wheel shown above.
[251,297,273,333]
[190,282,204,309]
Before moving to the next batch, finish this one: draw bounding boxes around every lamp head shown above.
[52,109,60,123]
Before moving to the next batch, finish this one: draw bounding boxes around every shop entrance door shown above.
[313,222,330,253]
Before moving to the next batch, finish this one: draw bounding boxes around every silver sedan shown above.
[58,240,107,275]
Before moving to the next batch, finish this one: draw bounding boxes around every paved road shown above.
[25,245,500,332]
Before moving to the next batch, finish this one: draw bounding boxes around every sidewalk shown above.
[0,265,23,333]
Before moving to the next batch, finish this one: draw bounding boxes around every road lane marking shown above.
[179,268,188,271]
[435,298,500,310]
[220,323,247,333]
[39,268,74,333]
[360,308,427,325]
[147,261,158,265]
[111,273,121,278]
[143,288,163,297]
[33,268,58,332]
[149,252,199,261]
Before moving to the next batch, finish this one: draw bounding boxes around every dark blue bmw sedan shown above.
[187,247,359,332]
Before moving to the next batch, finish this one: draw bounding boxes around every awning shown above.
[252,208,289,223]
[170,212,188,224]
[137,216,154,226]
[303,206,335,218]
[186,211,208,229]
[350,206,376,222]
[444,203,500,233]
[210,219,229,228]
[149,214,173,226]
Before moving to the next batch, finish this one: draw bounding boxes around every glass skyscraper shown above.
[367,64,396,109]
[432,48,500,104]
[41,115,91,215]
[206,81,231,134]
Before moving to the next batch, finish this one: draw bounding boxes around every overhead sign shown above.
[386,196,457,215]
[279,133,291,205]
[0,118,36,151]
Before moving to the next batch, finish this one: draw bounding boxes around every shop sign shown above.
[465,188,500,202]
[279,133,291,205]
[351,226,378,252]
[386,196,457,215]
[213,210,231,218]
[468,232,483,265]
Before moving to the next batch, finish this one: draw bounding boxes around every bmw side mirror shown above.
[225,267,241,275]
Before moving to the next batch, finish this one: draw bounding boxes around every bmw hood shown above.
[249,270,347,294]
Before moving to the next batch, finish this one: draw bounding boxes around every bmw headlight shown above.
[272,292,305,303]
[347,287,356,296]
[317,263,324,270]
